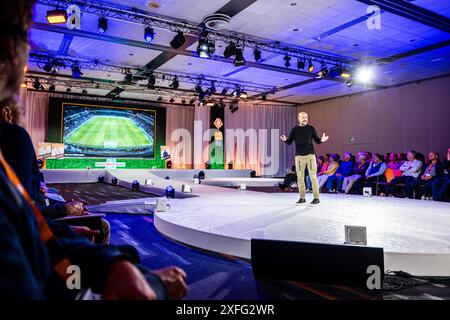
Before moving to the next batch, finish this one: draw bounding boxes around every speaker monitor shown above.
[251,239,384,288]
[144,179,153,186]
[363,187,372,197]
[182,184,192,193]
[345,225,367,246]
[238,183,247,190]
[193,178,200,184]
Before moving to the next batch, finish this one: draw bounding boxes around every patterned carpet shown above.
[48,183,450,300]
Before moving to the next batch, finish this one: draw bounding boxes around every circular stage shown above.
[154,188,450,276]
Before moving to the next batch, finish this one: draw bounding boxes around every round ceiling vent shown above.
[202,13,231,30]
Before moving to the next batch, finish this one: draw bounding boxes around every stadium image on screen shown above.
[63,105,155,158]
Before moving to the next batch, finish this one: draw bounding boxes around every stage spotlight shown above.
[230,100,239,113]
[250,170,257,178]
[46,9,67,24]
[239,91,248,99]
[165,186,175,198]
[198,171,205,180]
[32,79,42,90]
[346,78,353,87]
[315,63,329,79]
[234,48,245,66]
[228,161,233,169]
[221,88,228,96]
[283,55,291,68]
[205,161,211,169]
[170,31,186,49]
[209,81,216,94]
[253,47,262,62]
[197,38,215,58]
[261,93,267,100]
[167,160,172,169]
[355,65,374,84]
[231,85,241,98]
[71,63,83,78]
[98,175,105,183]
[131,180,140,191]
[223,42,237,59]
[308,60,314,72]
[181,99,186,104]
[144,26,155,43]
[43,59,60,74]
[329,66,351,79]
[49,84,55,92]
[82,89,87,94]
[157,96,163,102]
[165,176,170,180]
[297,59,305,70]
[98,17,108,34]
[111,177,118,185]
[169,98,175,103]
[206,101,215,107]
[147,72,156,89]
[169,76,179,89]
[189,98,195,105]
[66,87,71,92]
[124,72,133,84]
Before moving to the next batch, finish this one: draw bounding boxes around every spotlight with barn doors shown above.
[131,180,140,191]
[233,48,245,66]
[308,60,314,72]
[147,72,156,89]
[46,9,67,24]
[144,26,155,43]
[297,59,306,70]
[329,66,351,79]
[169,76,179,89]
[283,55,291,68]
[170,31,186,49]
[49,84,56,92]
[209,81,217,94]
[98,17,108,34]
[81,89,87,94]
[253,47,262,62]
[111,177,118,185]
[221,88,228,96]
[223,42,237,59]
[43,59,59,74]
[32,79,44,90]
[197,31,215,58]
[71,63,83,78]
[315,62,329,79]
[230,100,239,113]
[231,85,241,98]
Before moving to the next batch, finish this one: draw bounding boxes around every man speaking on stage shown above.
[281,112,329,206]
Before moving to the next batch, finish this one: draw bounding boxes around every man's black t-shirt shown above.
[285,125,322,156]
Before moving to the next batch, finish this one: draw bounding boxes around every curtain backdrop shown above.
[193,105,210,169]
[165,105,194,169]
[225,103,297,177]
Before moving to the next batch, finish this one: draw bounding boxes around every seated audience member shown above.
[306,155,327,191]
[0,98,110,245]
[431,147,450,202]
[279,162,297,191]
[317,154,339,190]
[380,153,403,196]
[342,151,370,194]
[411,152,443,200]
[0,0,187,300]
[325,152,354,193]
[364,153,387,195]
[389,150,423,198]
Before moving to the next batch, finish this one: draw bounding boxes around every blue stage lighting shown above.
[132,180,140,191]
[165,185,175,198]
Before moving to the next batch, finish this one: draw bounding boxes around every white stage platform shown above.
[44,169,450,276]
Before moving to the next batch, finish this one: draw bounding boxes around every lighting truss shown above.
[37,0,356,67]
[29,51,273,93]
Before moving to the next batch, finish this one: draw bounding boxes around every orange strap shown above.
[0,150,71,281]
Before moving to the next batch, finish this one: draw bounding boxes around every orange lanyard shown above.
[0,150,71,281]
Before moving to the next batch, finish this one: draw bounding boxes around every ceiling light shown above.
[170,31,186,49]
[46,9,67,24]
[189,98,195,105]
[49,84,56,92]
[209,81,216,94]
[66,87,71,92]
[221,88,228,96]
[261,93,267,100]
[43,59,59,74]
[253,47,262,62]
[197,38,215,58]
[98,17,108,34]
[283,55,291,68]
[82,89,88,94]
[230,100,239,113]
[124,72,133,84]
[157,96,163,102]
[169,98,175,103]
[144,26,155,43]
[346,78,353,87]
[32,79,42,90]
[329,66,351,79]
[231,85,241,98]
[234,48,245,66]
[223,42,237,59]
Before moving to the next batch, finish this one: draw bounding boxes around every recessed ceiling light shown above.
[410,39,416,42]
[293,28,299,32]
[129,53,134,56]
[354,44,359,47]
[148,1,160,9]
[290,2,297,6]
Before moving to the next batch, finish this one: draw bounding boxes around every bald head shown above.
[298,112,308,126]
[0,97,26,127]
